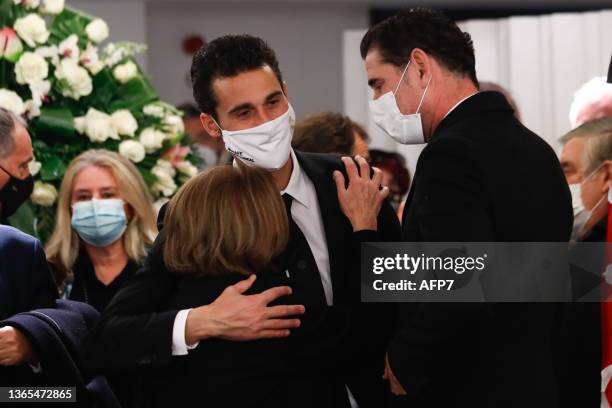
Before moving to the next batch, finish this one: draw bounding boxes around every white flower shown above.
[139,127,165,153]
[0,89,25,115]
[85,19,109,44]
[24,99,40,118]
[111,109,138,137]
[80,43,103,75]
[28,79,50,106]
[162,115,184,138]
[35,45,59,66]
[31,181,58,206]
[151,160,177,197]
[55,59,92,100]
[58,34,79,62]
[143,103,164,118]
[28,159,41,176]
[175,161,198,178]
[74,108,118,143]
[153,197,169,215]
[112,61,138,84]
[13,0,40,9]
[14,14,49,48]
[118,140,146,163]
[40,0,64,14]
[14,52,48,85]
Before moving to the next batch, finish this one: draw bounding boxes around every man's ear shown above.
[200,113,222,139]
[410,48,431,84]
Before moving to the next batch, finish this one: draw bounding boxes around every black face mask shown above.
[0,165,34,218]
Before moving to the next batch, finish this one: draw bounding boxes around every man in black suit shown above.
[334,8,573,408]
[91,35,401,407]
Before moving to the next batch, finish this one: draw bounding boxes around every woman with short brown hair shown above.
[143,164,339,408]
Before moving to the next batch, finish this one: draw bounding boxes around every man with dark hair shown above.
[335,8,572,407]
[292,112,370,161]
[93,34,400,407]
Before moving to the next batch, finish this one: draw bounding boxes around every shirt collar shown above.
[280,149,310,208]
[443,92,478,119]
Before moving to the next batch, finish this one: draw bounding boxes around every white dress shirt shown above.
[171,149,333,355]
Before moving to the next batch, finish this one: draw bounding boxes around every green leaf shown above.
[109,74,157,111]
[0,0,14,27]
[7,200,38,238]
[138,167,157,187]
[40,155,67,181]
[31,106,76,141]
[81,68,119,109]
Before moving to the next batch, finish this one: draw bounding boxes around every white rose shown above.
[118,140,146,163]
[139,127,165,153]
[28,79,50,106]
[14,14,49,48]
[14,52,48,85]
[58,34,79,62]
[151,166,177,197]
[40,0,64,14]
[175,161,198,178]
[162,115,184,138]
[24,99,40,119]
[153,159,176,178]
[31,181,58,207]
[35,45,59,66]
[80,43,103,75]
[111,109,138,137]
[13,0,40,9]
[28,159,41,176]
[153,197,169,215]
[112,61,138,84]
[75,108,118,142]
[55,59,93,100]
[85,19,109,44]
[0,89,25,115]
[143,103,164,118]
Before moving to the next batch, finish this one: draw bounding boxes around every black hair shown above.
[190,34,284,120]
[360,7,478,86]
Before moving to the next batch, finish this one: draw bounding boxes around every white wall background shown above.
[146,2,368,118]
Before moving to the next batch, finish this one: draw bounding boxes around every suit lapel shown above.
[295,151,351,304]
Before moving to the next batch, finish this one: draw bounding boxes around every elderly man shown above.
[558,118,612,408]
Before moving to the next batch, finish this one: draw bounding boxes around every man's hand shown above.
[185,274,305,344]
[334,155,389,231]
[0,326,36,366]
[384,353,407,396]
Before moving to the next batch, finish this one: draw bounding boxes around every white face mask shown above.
[369,60,431,145]
[215,104,295,172]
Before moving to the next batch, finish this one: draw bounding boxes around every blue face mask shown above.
[71,198,127,247]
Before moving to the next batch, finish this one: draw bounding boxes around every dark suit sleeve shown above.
[88,230,180,372]
[388,137,494,393]
[27,239,58,310]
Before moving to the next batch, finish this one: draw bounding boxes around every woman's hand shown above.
[0,326,36,366]
[334,155,389,231]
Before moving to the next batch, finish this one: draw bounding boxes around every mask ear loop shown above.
[416,75,432,114]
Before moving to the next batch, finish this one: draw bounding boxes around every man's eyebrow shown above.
[265,91,284,101]
[228,102,255,116]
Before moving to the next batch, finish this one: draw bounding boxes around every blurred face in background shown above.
[560,137,586,184]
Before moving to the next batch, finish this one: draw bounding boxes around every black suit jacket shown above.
[389,92,573,407]
[89,151,401,407]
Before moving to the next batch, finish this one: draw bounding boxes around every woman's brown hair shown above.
[163,164,288,276]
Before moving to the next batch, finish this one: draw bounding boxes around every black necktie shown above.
[281,193,327,305]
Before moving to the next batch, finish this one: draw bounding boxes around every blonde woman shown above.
[46,149,157,312]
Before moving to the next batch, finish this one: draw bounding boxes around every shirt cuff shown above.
[171,309,199,356]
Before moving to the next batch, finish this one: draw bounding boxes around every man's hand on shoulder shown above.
[184,274,305,344]
[0,326,36,366]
